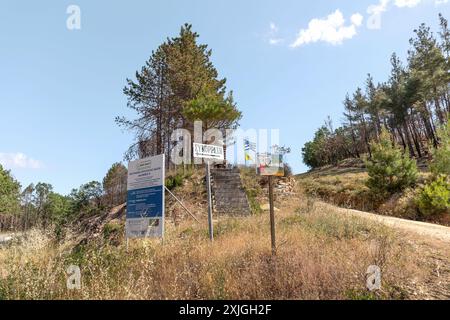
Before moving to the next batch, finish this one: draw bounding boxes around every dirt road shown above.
[316,201,450,243]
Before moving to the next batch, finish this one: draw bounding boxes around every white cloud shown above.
[280,0,444,49]
[367,0,428,12]
[267,22,284,45]
[269,38,283,45]
[366,0,430,30]
[367,0,390,15]
[0,153,43,170]
[394,0,422,7]
[290,10,363,47]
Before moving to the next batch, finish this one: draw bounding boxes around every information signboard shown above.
[256,153,285,176]
[126,154,165,239]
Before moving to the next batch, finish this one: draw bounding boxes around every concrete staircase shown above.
[210,168,251,215]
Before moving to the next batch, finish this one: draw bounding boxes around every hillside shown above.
[297,159,450,226]
[1,168,449,300]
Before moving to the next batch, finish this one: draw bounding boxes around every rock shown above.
[0,235,13,245]
[260,203,280,212]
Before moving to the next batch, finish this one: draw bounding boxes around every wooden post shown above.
[206,161,214,242]
[268,175,276,255]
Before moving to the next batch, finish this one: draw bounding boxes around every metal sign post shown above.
[206,161,214,242]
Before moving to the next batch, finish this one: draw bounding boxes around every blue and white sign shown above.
[126,154,165,239]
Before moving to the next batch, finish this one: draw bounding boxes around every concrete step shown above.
[214,196,247,203]
[213,178,242,183]
[213,181,242,185]
[213,190,246,193]
[212,171,241,175]
[214,204,251,210]
[213,178,241,183]
[213,191,248,197]
[211,168,240,173]
[215,209,251,214]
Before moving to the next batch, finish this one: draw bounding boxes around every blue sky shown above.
[0,0,448,194]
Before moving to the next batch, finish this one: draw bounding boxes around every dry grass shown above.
[298,168,432,219]
[0,193,425,300]
[299,170,378,211]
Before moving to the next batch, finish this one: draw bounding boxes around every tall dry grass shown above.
[0,198,423,300]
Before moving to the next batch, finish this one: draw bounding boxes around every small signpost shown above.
[256,153,285,177]
[125,154,165,240]
[193,142,224,242]
[256,152,284,255]
[193,143,224,161]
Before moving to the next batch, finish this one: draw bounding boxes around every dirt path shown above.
[316,201,450,243]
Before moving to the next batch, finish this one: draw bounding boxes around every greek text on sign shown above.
[126,154,165,239]
[193,143,224,160]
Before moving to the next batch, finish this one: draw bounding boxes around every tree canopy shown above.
[303,14,450,169]
[117,24,242,165]
[103,162,127,207]
[0,164,21,217]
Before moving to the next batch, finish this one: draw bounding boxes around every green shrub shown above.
[240,166,263,214]
[416,175,450,216]
[165,173,184,191]
[103,222,123,238]
[245,188,261,214]
[430,119,450,176]
[365,129,418,196]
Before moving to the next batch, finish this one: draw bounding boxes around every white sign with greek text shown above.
[193,143,224,160]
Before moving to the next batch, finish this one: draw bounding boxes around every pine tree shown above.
[365,128,418,195]
[118,45,172,160]
[0,164,21,231]
[430,119,450,176]
[118,24,241,164]
[409,23,448,125]
[103,163,128,207]
[438,14,450,113]
[365,74,382,140]
[183,87,241,131]
[298,15,450,171]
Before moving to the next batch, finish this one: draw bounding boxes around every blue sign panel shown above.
[126,186,163,219]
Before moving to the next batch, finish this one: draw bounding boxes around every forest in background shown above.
[0,24,241,233]
[302,14,450,169]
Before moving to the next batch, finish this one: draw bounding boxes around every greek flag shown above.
[244,138,256,152]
